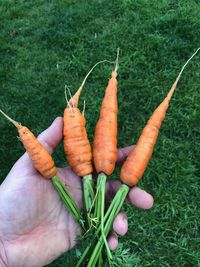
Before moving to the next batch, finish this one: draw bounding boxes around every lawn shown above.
[0,0,200,266]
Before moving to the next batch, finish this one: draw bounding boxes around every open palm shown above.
[0,118,153,267]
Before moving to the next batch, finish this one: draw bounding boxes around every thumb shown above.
[37,117,63,154]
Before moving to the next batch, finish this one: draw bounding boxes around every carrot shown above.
[0,110,57,178]
[96,49,119,263]
[120,47,200,186]
[63,60,111,177]
[64,107,93,176]
[79,49,120,266]
[83,48,200,267]
[0,109,85,229]
[93,52,119,176]
[63,60,114,230]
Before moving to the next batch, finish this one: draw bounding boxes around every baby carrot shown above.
[93,52,119,176]
[63,60,111,177]
[0,110,57,179]
[64,107,93,176]
[94,49,120,263]
[63,60,113,228]
[0,110,84,229]
[121,47,200,186]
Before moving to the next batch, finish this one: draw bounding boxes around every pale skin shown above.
[0,117,153,267]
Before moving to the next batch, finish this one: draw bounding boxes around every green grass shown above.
[0,0,200,266]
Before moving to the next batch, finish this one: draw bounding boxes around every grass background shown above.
[0,0,200,266]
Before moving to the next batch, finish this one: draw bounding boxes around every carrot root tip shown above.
[176,47,200,83]
[64,85,74,112]
[82,100,86,116]
[0,109,22,129]
[114,48,120,72]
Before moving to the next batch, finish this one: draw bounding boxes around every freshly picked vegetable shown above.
[0,109,83,228]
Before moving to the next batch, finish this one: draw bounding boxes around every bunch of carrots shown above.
[0,47,199,266]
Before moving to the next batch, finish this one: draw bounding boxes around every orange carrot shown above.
[93,51,119,175]
[0,109,85,228]
[63,60,115,232]
[0,110,57,179]
[63,60,111,177]
[63,103,94,230]
[88,50,120,265]
[63,107,93,176]
[120,47,200,186]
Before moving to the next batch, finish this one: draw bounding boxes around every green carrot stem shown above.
[99,173,112,260]
[76,245,91,267]
[98,254,103,267]
[83,174,95,227]
[86,184,129,267]
[93,173,103,218]
[93,173,112,261]
[52,176,85,231]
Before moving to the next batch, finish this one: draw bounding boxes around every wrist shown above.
[0,239,8,267]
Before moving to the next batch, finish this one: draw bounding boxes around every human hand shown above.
[0,117,153,267]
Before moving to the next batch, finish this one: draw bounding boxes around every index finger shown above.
[116,145,135,165]
[106,180,154,210]
[128,187,154,209]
